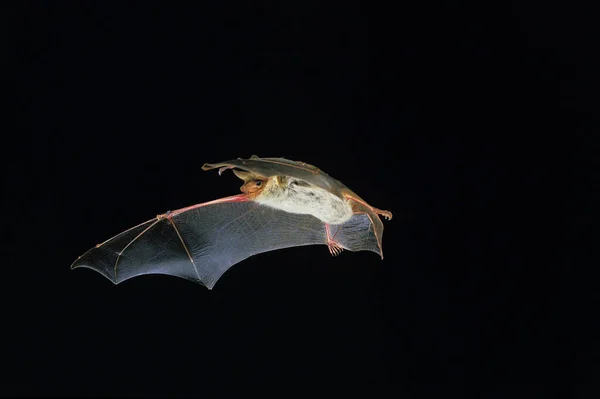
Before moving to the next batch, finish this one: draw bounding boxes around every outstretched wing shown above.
[71,195,380,289]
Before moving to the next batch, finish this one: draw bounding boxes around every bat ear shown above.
[233,169,253,181]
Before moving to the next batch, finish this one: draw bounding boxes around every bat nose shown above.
[240,185,246,193]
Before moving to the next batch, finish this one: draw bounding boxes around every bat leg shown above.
[325,223,344,256]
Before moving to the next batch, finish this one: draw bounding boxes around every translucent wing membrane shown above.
[329,214,380,255]
[71,200,381,289]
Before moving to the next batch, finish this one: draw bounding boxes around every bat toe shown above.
[327,242,344,257]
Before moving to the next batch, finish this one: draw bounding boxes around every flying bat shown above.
[71,156,393,289]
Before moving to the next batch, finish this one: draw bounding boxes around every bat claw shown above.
[376,209,393,221]
[218,166,235,176]
[156,212,171,221]
[327,242,344,257]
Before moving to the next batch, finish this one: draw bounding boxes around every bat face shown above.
[239,178,266,197]
[232,169,269,198]
[71,156,393,289]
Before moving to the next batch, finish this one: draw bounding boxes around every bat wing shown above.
[202,155,349,198]
[71,195,381,289]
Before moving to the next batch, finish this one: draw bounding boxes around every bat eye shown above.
[255,180,262,187]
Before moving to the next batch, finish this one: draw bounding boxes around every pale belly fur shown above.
[255,181,353,225]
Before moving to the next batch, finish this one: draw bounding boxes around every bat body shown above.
[246,174,354,225]
[71,156,392,289]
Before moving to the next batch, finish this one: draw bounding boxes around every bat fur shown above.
[240,174,354,225]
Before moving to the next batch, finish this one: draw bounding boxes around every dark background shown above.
[7,2,597,397]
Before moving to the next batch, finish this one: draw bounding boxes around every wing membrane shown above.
[71,200,380,289]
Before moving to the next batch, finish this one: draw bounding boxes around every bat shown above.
[71,155,393,289]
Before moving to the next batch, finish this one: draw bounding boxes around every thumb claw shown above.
[218,166,235,176]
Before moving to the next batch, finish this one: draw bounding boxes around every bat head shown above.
[233,169,268,198]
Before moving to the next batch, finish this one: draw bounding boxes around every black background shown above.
[8,2,597,397]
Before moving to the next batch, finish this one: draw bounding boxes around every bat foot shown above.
[376,208,393,221]
[327,242,344,257]
[325,223,344,256]
[344,193,392,221]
